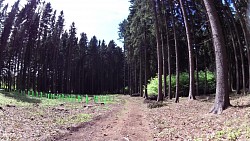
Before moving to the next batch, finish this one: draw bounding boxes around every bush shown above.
[146,71,216,97]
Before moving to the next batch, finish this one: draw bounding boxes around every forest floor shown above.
[0,91,250,141]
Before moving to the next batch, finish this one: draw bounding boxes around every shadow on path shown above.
[2,91,41,104]
[233,104,250,109]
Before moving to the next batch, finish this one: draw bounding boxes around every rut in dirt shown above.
[58,96,153,141]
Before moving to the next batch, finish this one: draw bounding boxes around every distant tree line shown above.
[0,0,124,94]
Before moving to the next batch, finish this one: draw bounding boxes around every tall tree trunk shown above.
[179,0,195,100]
[134,61,137,93]
[129,63,132,95]
[232,0,250,93]
[171,1,180,103]
[225,0,246,94]
[161,28,167,98]
[230,31,240,94]
[162,1,172,99]
[140,45,143,97]
[203,0,231,114]
[160,0,167,98]
[195,49,199,96]
[153,0,163,101]
[204,54,207,95]
[144,21,148,99]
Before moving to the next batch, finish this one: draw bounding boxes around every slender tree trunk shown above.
[134,61,137,93]
[225,1,245,94]
[232,0,250,93]
[130,63,132,95]
[161,30,167,98]
[179,0,195,100]
[204,58,207,95]
[160,0,167,98]
[140,45,143,97]
[171,1,180,103]
[162,2,172,99]
[230,31,240,94]
[153,0,163,101]
[203,0,230,114]
[144,21,148,99]
[195,49,199,96]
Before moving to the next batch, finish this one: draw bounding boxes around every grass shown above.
[0,93,33,107]
[0,92,66,107]
[56,113,92,125]
[0,91,117,108]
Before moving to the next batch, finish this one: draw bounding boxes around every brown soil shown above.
[1,94,250,141]
[57,96,153,141]
[148,94,250,140]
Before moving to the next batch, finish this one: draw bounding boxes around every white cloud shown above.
[5,0,130,47]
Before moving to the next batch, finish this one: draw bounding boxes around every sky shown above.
[5,0,130,47]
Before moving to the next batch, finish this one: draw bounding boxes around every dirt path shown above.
[58,96,153,141]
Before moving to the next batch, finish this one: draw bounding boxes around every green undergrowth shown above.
[0,92,84,107]
[147,71,215,96]
[56,113,92,125]
[0,92,117,108]
[0,93,33,107]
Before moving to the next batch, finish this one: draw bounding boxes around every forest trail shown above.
[58,96,153,141]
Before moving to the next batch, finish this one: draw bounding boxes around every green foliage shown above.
[227,129,241,141]
[216,130,226,138]
[147,71,216,96]
[246,126,250,139]
[0,92,68,107]
[147,75,159,96]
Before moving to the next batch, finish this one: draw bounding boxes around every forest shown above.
[118,0,250,114]
[0,0,124,95]
[0,0,250,140]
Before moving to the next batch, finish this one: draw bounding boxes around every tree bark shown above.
[164,9,172,100]
[203,0,231,114]
[232,0,250,93]
[143,21,148,99]
[158,0,167,98]
[171,1,179,103]
[225,0,245,94]
[179,0,195,100]
[153,0,163,101]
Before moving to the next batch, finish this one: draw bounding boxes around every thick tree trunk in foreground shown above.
[203,0,230,114]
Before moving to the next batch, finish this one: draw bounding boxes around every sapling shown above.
[62,94,65,101]
[104,95,107,104]
[68,95,70,101]
[86,95,89,104]
[94,95,98,103]
[78,95,81,102]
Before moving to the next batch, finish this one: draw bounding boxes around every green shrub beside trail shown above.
[147,71,216,97]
